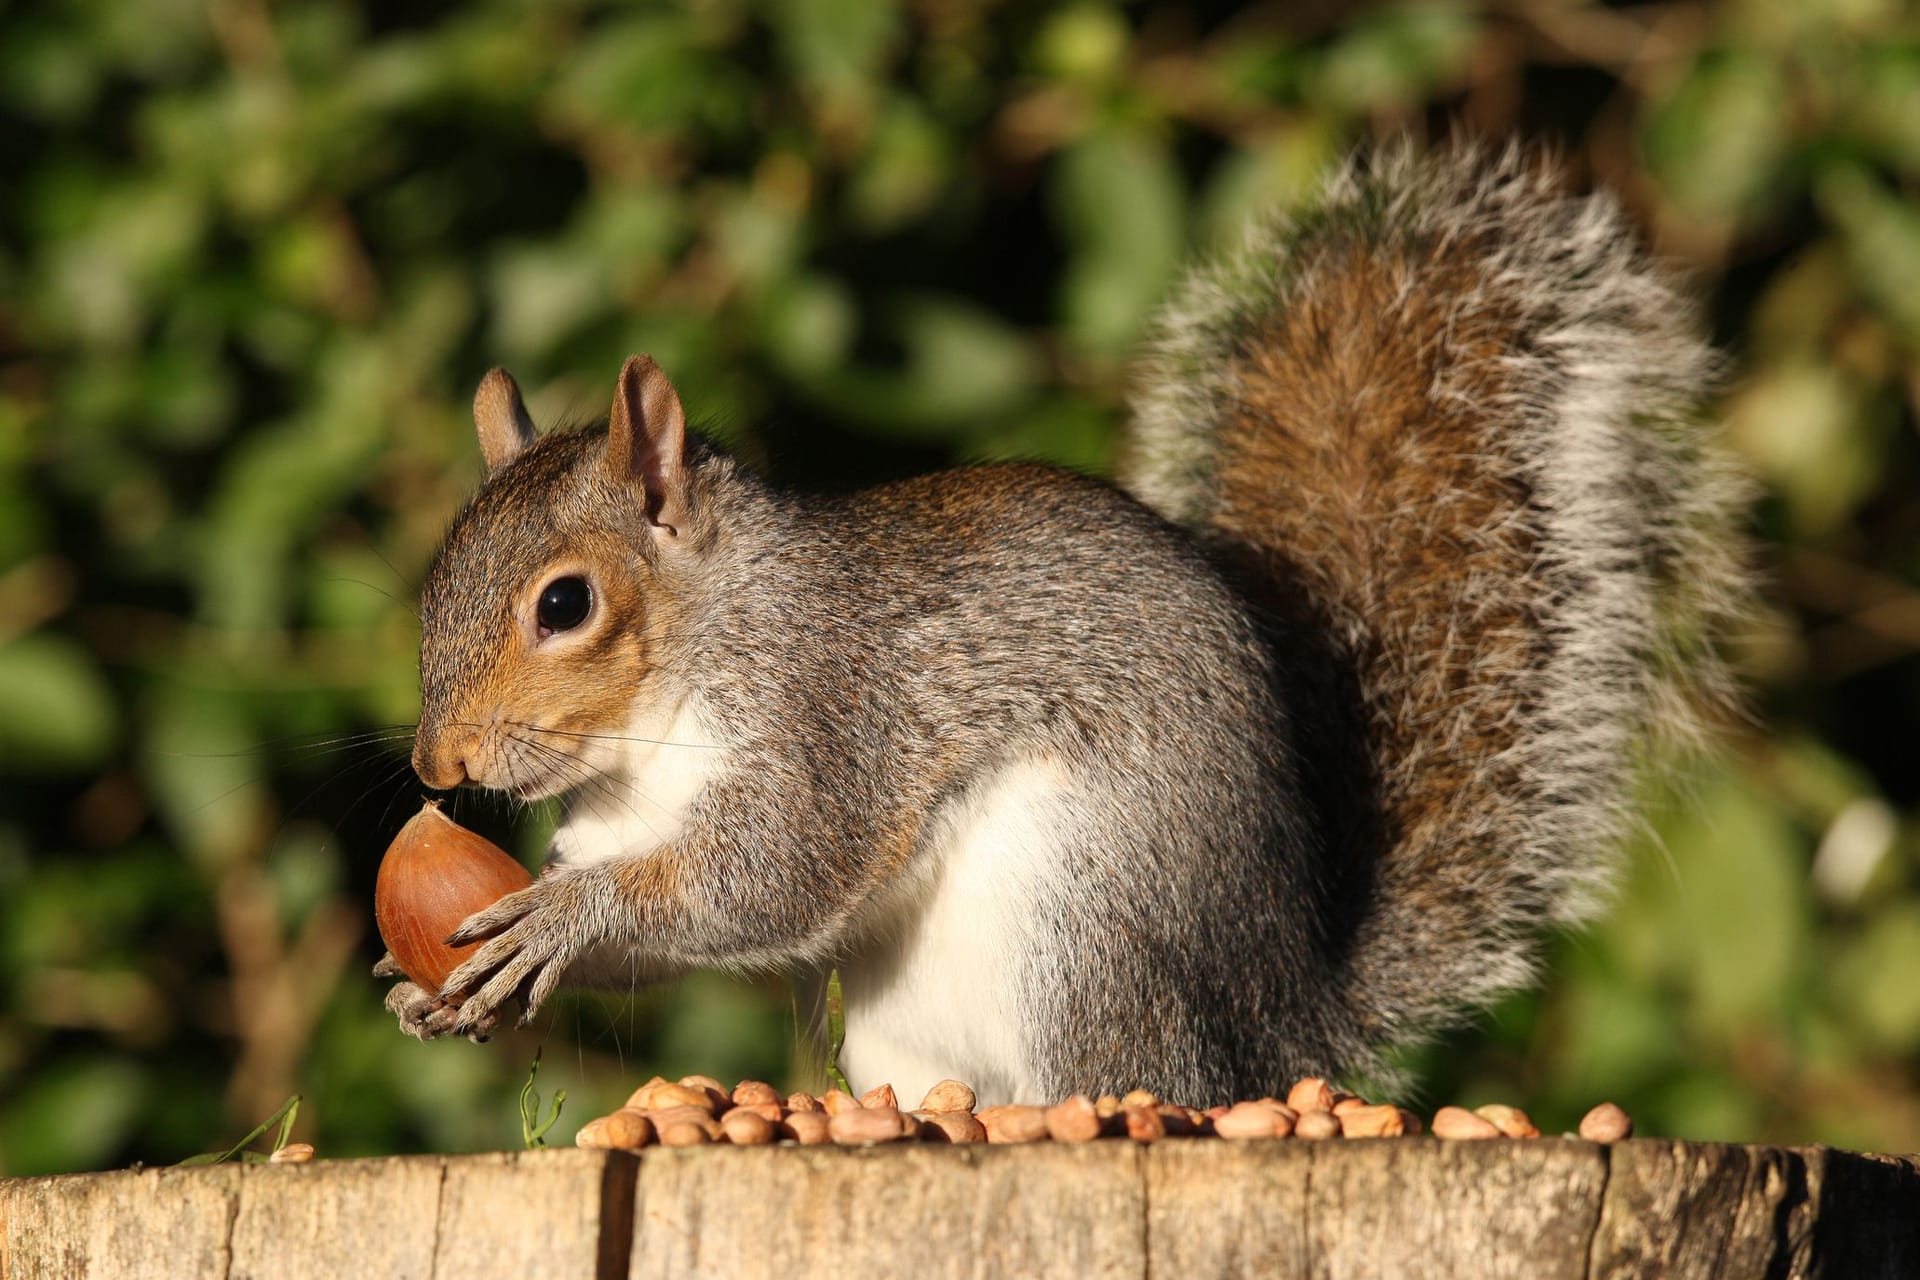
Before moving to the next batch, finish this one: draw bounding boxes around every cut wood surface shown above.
[3,1140,1917,1279]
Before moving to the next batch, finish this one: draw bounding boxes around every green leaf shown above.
[763,275,857,378]
[847,99,950,233]
[1723,359,1888,535]
[1644,48,1790,220]
[1032,4,1131,85]
[176,1094,301,1166]
[1053,131,1185,357]
[771,0,899,102]
[140,684,270,871]
[1657,768,1811,1035]
[796,298,1043,436]
[1832,903,1920,1053]
[1308,5,1480,115]
[1818,164,1920,342]
[0,1057,148,1176]
[0,635,118,773]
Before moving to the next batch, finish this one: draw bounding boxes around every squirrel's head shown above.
[412,354,700,798]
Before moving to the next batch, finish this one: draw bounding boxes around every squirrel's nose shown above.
[412,733,473,790]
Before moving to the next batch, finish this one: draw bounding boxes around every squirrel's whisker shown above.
[504,720,720,751]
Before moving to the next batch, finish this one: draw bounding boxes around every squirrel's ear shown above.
[605,354,687,534]
[473,368,537,474]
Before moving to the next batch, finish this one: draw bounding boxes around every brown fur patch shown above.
[1209,238,1540,930]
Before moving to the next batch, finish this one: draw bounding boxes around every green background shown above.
[3,0,1918,1172]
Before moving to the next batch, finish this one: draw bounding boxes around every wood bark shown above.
[3,1140,1915,1279]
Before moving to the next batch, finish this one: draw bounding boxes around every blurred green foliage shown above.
[2,0,1917,1174]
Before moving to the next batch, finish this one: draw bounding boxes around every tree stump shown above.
[4,1140,1916,1278]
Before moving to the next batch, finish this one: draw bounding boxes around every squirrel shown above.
[377,143,1748,1107]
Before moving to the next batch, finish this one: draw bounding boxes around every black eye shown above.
[536,576,592,634]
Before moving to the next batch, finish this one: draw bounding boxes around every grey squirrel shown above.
[378,144,1748,1107]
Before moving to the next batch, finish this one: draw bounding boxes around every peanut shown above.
[1431,1106,1502,1140]
[1214,1101,1286,1140]
[734,1100,784,1123]
[658,1121,712,1147]
[1094,1094,1122,1120]
[914,1110,988,1143]
[625,1076,670,1109]
[647,1104,721,1138]
[786,1091,823,1114]
[646,1082,720,1115]
[1338,1104,1406,1139]
[920,1079,976,1114]
[779,1111,832,1145]
[1331,1095,1369,1116]
[719,1107,776,1146]
[1294,1109,1342,1141]
[978,1104,1049,1144]
[1121,1089,1159,1109]
[1579,1102,1633,1143]
[830,1105,909,1145]
[1475,1104,1539,1139]
[1123,1106,1166,1142]
[1286,1078,1335,1115]
[600,1107,657,1150]
[860,1083,898,1111]
[1043,1094,1103,1143]
[820,1089,860,1116]
[732,1080,781,1108]
[269,1143,315,1164]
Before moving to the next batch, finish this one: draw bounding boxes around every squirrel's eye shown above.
[536,576,592,634]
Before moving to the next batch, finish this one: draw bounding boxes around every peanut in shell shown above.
[919,1080,976,1114]
[1579,1102,1633,1143]
[913,1110,988,1143]
[1043,1095,1103,1143]
[1431,1107,1501,1140]
[1293,1110,1342,1141]
[1475,1104,1539,1139]
[830,1106,910,1145]
[1286,1077,1335,1115]
[719,1108,777,1146]
[978,1104,1049,1144]
[1338,1104,1406,1139]
[732,1080,781,1107]
[779,1111,832,1145]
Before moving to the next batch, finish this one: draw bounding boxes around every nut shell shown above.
[374,802,533,992]
[1579,1102,1634,1143]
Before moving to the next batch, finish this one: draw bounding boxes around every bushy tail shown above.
[1121,143,1749,1073]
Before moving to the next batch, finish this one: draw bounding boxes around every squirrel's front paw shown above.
[438,877,592,1035]
[376,952,498,1043]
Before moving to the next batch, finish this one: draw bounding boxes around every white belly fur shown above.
[836,756,1068,1108]
[545,695,723,870]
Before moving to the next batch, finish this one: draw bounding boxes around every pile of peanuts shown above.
[574,1074,1637,1151]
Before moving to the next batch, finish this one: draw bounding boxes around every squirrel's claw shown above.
[440,878,588,1034]
[380,963,498,1044]
[372,951,403,979]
